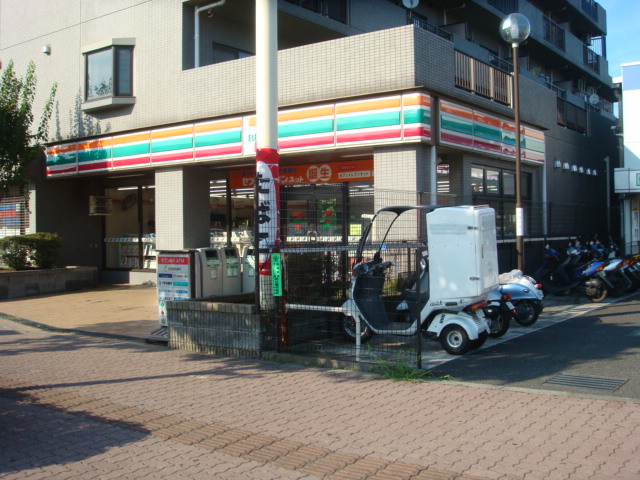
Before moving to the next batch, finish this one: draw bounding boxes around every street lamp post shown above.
[500,13,530,272]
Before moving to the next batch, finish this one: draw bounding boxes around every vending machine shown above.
[194,247,223,297]
[241,246,255,293]
[220,246,242,295]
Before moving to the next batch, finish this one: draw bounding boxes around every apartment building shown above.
[0,0,618,281]
[614,62,640,254]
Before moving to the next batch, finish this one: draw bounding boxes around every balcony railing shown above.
[587,35,605,57]
[543,15,565,51]
[581,0,599,22]
[488,53,512,73]
[557,97,587,134]
[542,78,567,99]
[455,51,512,105]
[583,45,600,74]
[410,14,453,41]
[488,0,517,14]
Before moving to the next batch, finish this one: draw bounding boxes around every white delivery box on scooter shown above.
[426,205,499,303]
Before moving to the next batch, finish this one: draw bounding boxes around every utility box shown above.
[426,205,499,303]
[220,246,242,295]
[241,246,255,293]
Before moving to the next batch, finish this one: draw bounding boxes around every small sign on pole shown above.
[271,253,282,297]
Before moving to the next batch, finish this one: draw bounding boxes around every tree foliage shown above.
[0,60,57,192]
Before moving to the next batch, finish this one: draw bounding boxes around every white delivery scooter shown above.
[339,205,499,355]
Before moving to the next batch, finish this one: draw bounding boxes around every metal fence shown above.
[250,182,613,369]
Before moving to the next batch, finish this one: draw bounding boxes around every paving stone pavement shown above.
[1,316,639,480]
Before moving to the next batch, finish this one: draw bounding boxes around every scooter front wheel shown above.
[484,306,510,338]
[588,285,608,303]
[439,324,471,355]
[341,314,373,343]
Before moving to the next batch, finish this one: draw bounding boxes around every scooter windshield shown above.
[354,205,440,264]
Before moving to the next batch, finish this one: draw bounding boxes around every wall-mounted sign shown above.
[228,159,373,189]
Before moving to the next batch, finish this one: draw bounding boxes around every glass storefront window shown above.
[503,170,515,196]
[486,169,500,194]
[471,167,484,193]
[471,165,534,239]
[104,186,156,269]
[437,164,450,193]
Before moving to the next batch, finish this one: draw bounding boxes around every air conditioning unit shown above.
[89,196,113,215]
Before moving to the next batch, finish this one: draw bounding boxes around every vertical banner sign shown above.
[271,252,282,296]
[256,148,280,306]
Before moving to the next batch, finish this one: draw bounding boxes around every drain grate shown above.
[544,373,627,392]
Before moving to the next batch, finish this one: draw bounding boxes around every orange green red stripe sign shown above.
[439,100,545,164]
[46,92,432,177]
[45,92,544,177]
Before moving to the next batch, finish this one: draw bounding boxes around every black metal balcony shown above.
[410,14,453,41]
[543,15,565,51]
[581,0,599,22]
[583,45,600,74]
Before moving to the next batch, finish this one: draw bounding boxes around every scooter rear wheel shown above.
[439,324,471,355]
[341,314,373,343]
[471,331,488,349]
[608,275,628,297]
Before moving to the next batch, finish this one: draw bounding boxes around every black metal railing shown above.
[583,45,600,74]
[557,97,588,134]
[488,53,512,73]
[581,0,599,22]
[543,15,565,51]
[410,14,453,41]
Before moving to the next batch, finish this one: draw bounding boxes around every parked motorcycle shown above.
[497,270,544,326]
[533,243,609,303]
[593,238,640,296]
[482,288,513,338]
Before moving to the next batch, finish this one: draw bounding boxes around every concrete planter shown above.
[0,266,98,299]
[167,296,276,357]
[166,296,344,358]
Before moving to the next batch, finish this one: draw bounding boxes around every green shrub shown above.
[0,232,61,270]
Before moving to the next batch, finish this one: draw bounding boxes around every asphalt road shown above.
[430,293,640,400]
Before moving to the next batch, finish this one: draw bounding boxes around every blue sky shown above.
[599,0,640,78]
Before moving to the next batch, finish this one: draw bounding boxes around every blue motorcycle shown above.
[534,244,609,303]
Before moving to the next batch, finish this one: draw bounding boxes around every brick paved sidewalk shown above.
[0,284,159,340]
[1,321,638,480]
